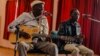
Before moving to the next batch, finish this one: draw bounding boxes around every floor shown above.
[28,54,100,56]
[0,46,99,56]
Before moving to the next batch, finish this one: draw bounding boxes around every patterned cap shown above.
[31,0,45,7]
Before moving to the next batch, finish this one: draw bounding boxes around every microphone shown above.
[82,14,91,17]
[43,11,52,16]
[82,14,100,23]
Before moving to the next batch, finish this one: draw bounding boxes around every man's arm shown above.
[8,12,27,33]
[58,22,66,36]
[41,16,49,35]
[8,12,34,39]
[57,22,71,41]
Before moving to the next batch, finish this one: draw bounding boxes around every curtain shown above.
[42,0,53,32]
[76,0,93,48]
[4,0,16,39]
[17,0,33,16]
[90,0,100,54]
[4,0,33,39]
[56,0,73,29]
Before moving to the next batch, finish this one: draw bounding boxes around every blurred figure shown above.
[8,0,58,56]
[58,8,94,56]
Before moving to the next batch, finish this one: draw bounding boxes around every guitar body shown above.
[58,35,84,44]
[9,25,39,43]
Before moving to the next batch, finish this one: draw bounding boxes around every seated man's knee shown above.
[47,43,58,56]
[18,42,24,47]
[80,49,94,56]
[87,50,94,55]
[71,48,80,56]
[64,44,80,53]
[50,43,58,50]
[72,48,80,54]
[48,43,58,53]
[18,42,30,50]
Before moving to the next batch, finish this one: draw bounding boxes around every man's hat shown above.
[31,0,45,7]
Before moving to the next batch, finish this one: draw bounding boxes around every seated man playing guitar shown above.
[8,0,58,56]
[58,8,94,56]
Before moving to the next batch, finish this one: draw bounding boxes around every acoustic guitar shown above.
[9,25,40,43]
[57,35,84,44]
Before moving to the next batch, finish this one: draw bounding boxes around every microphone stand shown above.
[88,17,100,23]
[82,14,100,23]
[13,17,37,56]
[14,25,20,56]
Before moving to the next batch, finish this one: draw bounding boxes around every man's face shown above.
[71,10,80,21]
[32,3,44,16]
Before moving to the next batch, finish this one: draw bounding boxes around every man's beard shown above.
[33,11,42,17]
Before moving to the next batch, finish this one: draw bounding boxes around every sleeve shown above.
[58,22,66,36]
[41,16,49,35]
[8,12,27,32]
[76,23,82,35]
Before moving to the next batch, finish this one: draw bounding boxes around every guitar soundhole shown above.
[19,31,31,39]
